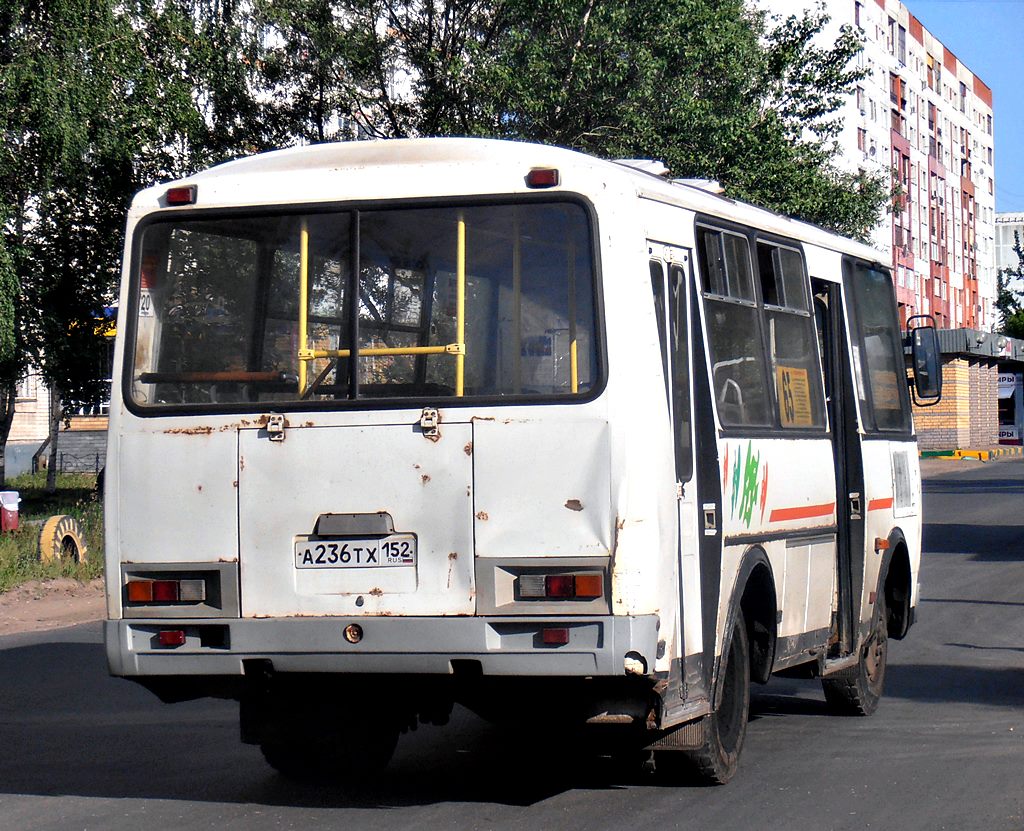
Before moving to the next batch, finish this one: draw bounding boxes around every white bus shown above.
[105,139,941,783]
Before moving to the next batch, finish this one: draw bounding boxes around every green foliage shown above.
[0,0,253,434]
[249,0,888,239]
[0,236,16,367]
[996,231,1024,339]
[0,472,103,592]
[1,0,126,414]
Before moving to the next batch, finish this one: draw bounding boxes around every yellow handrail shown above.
[568,240,579,394]
[456,214,466,397]
[298,220,310,396]
[296,215,468,395]
[300,344,464,359]
[512,215,522,394]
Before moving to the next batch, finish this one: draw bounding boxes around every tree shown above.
[0,0,215,489]
[995,231,1024,339]
[255,0,888,240]
[0,0,114,487]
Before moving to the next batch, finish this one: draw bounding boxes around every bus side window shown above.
[696,227,772,428]
[756,242,826,429]
[650,258,693,482]
[650,260,670,409]
[668,263,693,482]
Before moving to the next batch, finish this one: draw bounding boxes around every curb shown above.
[920,446,1023,462]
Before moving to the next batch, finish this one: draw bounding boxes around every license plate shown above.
[294,534,417,569]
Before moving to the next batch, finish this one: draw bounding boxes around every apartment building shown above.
[996,212,1024,272]
[761,0,997,330]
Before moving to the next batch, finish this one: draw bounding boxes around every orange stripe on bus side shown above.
[768,502,836,523]
[867,497,894,511]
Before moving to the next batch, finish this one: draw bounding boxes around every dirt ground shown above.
[0,578,105,636]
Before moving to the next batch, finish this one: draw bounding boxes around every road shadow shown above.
[2,639,1020,809]
[0,640,682,808]
[923,478,1024,496]
[922,522,1024,560]
[884,663,1024,707]
[749,689,830,720]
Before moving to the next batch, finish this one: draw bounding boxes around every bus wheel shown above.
[822,593,888,716]
[685,613,750,784]
[260,719,399,782]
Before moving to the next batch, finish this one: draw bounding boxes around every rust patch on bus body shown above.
[447,554,459,588]
[369,587,383,597]
[565,499,584,512]
[463,442,473,456]
[164,426,213,436]
[476,511,489,521]
[421,474,431,485]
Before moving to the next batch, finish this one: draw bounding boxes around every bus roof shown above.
[139,137,884,263]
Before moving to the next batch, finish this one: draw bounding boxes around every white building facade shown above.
[995,213,1024,273]
[760,0,997,330]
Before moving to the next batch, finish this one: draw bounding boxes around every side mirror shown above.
[907,315,942,405]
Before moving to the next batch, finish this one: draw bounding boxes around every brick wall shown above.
[969,362,999,447]
[913,356,1000,450]
[913,357,970,450]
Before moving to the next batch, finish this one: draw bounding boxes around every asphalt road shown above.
[1,459,1021,831]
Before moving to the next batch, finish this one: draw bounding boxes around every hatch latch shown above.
[266,413,286,442]
[419,407,440,440]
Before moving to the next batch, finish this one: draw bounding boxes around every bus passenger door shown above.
[649,244,701,699]
[812,278,865,656]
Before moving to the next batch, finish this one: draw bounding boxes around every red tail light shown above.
[158,630,186,647]
[151,580,180,602]
[165,185,197,205]
[526,168,560,188]
[545,575,575,598]
[542,627,570,645]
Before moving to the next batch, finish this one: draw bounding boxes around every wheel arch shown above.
[880,527,913,640]
[716,546,778,702]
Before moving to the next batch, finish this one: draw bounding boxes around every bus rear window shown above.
[128,202,598,409]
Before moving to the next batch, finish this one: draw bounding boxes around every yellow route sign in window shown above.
[777,365,814,428]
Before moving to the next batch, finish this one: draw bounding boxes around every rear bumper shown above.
[105,614,660,678]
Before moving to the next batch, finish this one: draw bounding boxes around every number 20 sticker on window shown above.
[294,534,417,569]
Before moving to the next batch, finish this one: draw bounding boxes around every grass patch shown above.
[0,472,104,593]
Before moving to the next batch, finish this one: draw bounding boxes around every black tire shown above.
[684,613,751,784]
[260,721,399,782]
[822,593,888,716]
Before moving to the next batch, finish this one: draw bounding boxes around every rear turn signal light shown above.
[573,574,603,599]
[518,573,603,600]
[126,578,206,604]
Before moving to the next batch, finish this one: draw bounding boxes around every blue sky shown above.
[906,0,1024,213]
